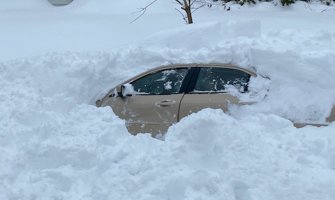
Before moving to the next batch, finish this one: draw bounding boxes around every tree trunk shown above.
[184,5,193,24]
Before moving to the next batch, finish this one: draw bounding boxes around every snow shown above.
[0,0,179,61]
[1,0,335,199]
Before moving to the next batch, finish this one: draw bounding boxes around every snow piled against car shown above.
[1,0,335,200]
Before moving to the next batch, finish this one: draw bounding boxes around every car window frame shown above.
[127,67,193,96]
[185,67,252,94]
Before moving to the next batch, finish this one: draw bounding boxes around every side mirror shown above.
[326,105,335,123]
[116,85,124,97]
[116,84,135,97]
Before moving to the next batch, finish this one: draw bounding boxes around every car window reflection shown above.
[194,67,250,93]
[131,68,188,95]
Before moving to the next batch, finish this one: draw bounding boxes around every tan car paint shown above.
[106,94,184,136]
[98,63,335,135]
[178,93,240,120]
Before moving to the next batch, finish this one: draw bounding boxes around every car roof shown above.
[157,63,257,76]
[121,63,257,85]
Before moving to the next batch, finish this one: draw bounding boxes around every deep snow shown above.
[1,1,335,200]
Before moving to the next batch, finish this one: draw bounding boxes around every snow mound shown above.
[143,20,335,122]
[1,45,335,200]
[1,105,335,199]
[1,9,335,200]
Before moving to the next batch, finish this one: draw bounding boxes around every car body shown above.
[96,63,335,136]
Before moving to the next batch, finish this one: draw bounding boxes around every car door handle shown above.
[155,100,176,107]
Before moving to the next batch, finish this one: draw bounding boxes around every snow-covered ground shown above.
[1,1,335,199]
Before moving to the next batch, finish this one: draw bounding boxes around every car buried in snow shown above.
[96,63,335,136]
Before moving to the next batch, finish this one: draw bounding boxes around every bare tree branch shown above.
[130,0,159,23]
[191,4,206,14]
[174,8,188,23]
[175,0,183,6]
[191,0,204,7]
[133,0,206,24]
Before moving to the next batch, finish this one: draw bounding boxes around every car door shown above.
[179,67,253,119]
[109,67,190,135]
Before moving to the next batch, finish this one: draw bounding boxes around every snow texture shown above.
[1,1,335,200]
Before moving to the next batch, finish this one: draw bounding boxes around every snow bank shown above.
[1,22,335,198]
[1,1,335,199]
[1,104,335,199]
[143,20,335,122]
[166,109,335,200]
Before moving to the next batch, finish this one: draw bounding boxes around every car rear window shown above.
[194,67,250,93]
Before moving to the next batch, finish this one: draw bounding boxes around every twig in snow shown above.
[131,0,159,23]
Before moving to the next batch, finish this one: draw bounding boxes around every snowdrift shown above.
[1,20,335,199]
[1,1,335,199]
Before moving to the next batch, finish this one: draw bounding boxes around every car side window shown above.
[194,67,250,93]
[131,68,188,95]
